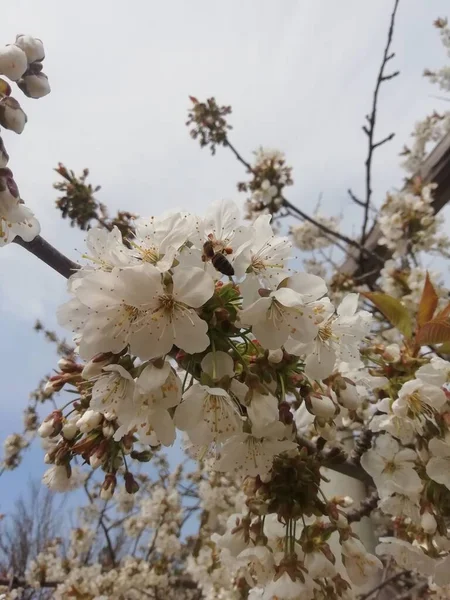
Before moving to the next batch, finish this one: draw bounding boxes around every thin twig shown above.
[359,0,400,261]
[358,570,409,600]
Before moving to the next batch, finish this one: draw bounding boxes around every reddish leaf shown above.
[435,302,450,321]
[416,320,450,346]
[362,292,413,339]
[417,272,439,327]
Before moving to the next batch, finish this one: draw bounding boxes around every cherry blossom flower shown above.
[341,537,382,586]
[392,379,447,433]
[376,537,435,576]
[114,361,181,446]
[214,422,297,478]
[426,436,450,490]
[174,383,242,445]
[89,364,135,419]
[130,211,194,273]
[239,273,328,350]
[237,214,292,306]
[262,570,317,600]
[360,434,422,497]
[287,294,371,380]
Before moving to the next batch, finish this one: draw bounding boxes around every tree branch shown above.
[13,235,80,279]
[359,0,400,261]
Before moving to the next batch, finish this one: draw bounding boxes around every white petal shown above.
[172,267,214,307]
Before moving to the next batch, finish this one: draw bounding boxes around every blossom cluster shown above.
[378,181,450,257]
[290,213,340,252]
[240,148,293,221]
[0,34,50,246]
[34,199,379,598]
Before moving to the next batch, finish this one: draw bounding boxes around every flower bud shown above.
[0,168,19,198]
[0,97,27,133]
[89,453,104,469]
[38,419,54,438]
[17,73,50,99]
[44,452,53,464]
[62,421,78,441]
[0,44,27,81]
[383,343,400,362]
[81,354,113,380]
[15,35,45,63]
[339,383,359,411]
[0,136,9,168]
[76,409,102,433]
[124,472,140,494]
[102,422,115,438]
[100,473,116,500]
[58,357,82,374]
[268,349,283,364]
[421,511,437,534]
[309,394,336,419]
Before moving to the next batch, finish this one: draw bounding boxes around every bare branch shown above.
[381,70,400,81]
[13,235,80,279]
[373,132,395,150]
[359,0,401,261]
[348,188,365,207]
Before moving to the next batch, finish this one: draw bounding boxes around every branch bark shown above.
[13,235,80,279]
[359,0,400,260]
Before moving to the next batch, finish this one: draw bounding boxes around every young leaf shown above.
[417,273,439,327]
[362,292,413,338]
[435,302,450,321]
[416,320,450,346]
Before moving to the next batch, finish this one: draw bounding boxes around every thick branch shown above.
[359,0,400,260]
[13,235,80,279]
[297,435,374,485]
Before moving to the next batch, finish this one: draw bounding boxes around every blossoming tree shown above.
[3,4,450,599]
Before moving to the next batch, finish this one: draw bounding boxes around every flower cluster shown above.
[32,199,379,598]
[186,96,232,155]
[0,34,50,246]
[378,181,450,257]
[240,148,293,220]
[378,260,446,314]
[290,214,340,251]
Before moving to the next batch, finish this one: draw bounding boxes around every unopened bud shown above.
[44,452,52,464]
[38,419,54,438]
[0,44,27,81]
[268,349,283,364]
[309,394,336,419]
[0,136,9,168]
[383,343,401,362]
[124,472,140,494]
[17,73,50,99]
[58,357,81,373]
[0,97,27,134]
[421,511,437,534]
[15,35,45,63]
[62,421,78,441]
[89,454,104,469]
[338,383,359,411]
[100,473,116,500]
[76,409,102,433]
[81,354,113,380]
[130,450,152,462]
[102,422,114,438]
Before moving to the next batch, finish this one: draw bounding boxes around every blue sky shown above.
[1,0,450,513]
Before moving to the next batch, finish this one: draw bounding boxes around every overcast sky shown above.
[1,0,449,512]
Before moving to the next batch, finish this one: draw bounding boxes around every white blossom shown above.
[360,434,422,497]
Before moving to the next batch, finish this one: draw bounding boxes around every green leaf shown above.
[417,272,439,327]
[362,292,413,338]
[416,320,450,346]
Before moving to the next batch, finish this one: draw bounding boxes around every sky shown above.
[1,0,450,513]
